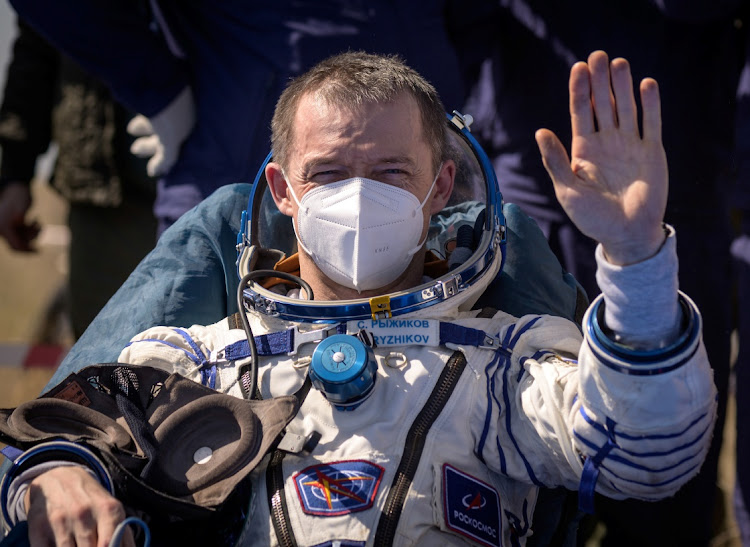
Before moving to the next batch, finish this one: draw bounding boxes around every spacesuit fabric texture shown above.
[116,237,715,546]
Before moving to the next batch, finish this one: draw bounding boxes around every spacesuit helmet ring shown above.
[236,111,506,322]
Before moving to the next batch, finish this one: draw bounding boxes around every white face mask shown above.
[285,169,440,292]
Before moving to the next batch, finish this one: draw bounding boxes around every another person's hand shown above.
[25,466,133,547]
[0,181,40,252]
[127,86,196,178]
[535,50,668,265]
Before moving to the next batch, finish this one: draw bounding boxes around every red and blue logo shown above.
[443,464,502,547]
[293,460,384,516]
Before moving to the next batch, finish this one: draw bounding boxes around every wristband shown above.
[586,292,701,375]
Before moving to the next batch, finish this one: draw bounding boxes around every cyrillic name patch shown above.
[443,464,502,547]
[347,319,439,347]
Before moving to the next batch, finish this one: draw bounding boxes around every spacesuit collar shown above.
[260,251,450,293]
[245,245,502,326]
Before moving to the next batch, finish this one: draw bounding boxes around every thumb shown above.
[535,128,574,189]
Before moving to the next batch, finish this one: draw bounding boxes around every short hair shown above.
[271,51,447,172]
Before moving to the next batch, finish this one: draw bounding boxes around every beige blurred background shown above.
[0,1,68,407]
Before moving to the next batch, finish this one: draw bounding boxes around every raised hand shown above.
[535,50,668,265]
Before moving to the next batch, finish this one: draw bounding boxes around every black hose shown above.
[236,270,314,399]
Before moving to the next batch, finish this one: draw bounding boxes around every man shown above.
[2,51,715,546]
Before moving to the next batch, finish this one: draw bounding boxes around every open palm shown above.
[536,51,668,265]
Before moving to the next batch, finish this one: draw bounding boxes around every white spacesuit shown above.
[0,52,717,547]
[116,224,712,546]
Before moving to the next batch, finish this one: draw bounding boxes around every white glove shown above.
[127,86,196,177]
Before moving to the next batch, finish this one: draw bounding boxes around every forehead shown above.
[289,92,429,166]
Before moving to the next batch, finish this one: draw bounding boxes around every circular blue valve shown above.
[309,334,378,411]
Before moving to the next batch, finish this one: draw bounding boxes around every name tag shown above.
[347,319,439,347]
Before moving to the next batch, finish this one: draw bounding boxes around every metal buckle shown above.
[479,334,503,351]
[291,325,340,355]
[440,276,460,298]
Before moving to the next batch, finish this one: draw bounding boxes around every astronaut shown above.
[2,51,714,546]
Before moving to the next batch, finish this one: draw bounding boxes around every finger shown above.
[107,520,137,547]
[640,77,662,143]
[73,520,99,547]
[40,511,77,547]
[610,57,638,136]
[130,135,160,157]
[126,114,153,137]
[535,128,574,188]
[588,50,616,131]
[570,61,595,136]
[63,499,99,547]
[91,496,128,547]
[147,149,166,177]
[121,527,137,547]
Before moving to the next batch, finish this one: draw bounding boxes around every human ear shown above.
[429,160,456,214]
[265,162,294,216]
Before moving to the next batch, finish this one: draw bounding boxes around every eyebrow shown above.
[301,155,418,172]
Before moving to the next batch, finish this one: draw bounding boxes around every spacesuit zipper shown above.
[267,448,297,547]
[266,377,312,547]
[373,350,468,545]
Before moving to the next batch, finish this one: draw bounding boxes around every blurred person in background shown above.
[8,1,466,235]
[0,18,156,339]
[731,29,750,545]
